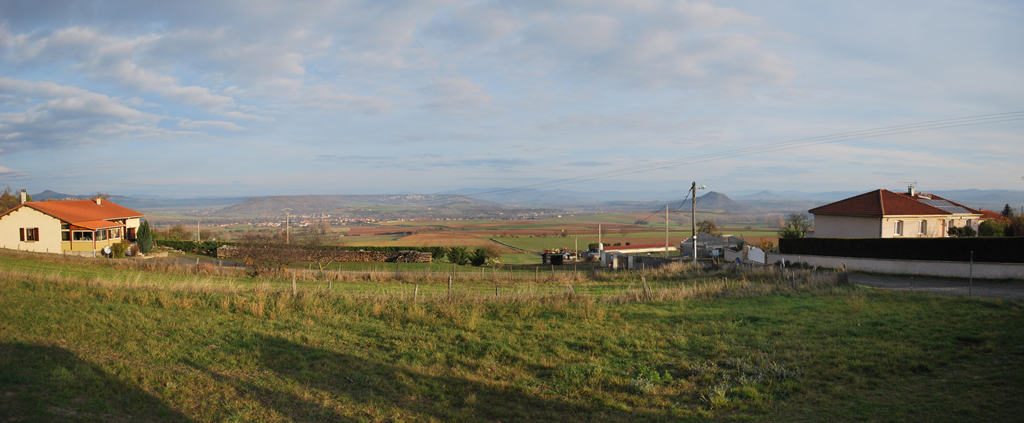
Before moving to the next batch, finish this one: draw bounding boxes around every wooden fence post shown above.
[291,271,297,297]
[414,284,419,302]
[447,275,452,300]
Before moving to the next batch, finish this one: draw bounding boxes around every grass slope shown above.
[0,257,1021,422]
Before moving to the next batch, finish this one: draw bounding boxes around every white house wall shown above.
[813,215,881,238]
[0,207,63,253]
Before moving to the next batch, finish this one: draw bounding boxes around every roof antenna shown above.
[899,181,917,196]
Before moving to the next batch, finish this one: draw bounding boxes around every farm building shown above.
[0,194,144,256]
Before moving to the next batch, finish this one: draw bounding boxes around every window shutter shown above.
[19,228,25,241]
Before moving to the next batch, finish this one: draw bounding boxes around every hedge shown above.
[156,240,450,261]
[155,240,231,256]
[779,237,1024,264]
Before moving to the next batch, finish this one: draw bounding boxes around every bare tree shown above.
[778,213,812,239]
[696,219,721,237]
[235,232,296,277]
[302,229,337,274]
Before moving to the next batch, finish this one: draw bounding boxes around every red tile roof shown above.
[14,199,144,224]
[809,189,980,217]
[979,209,1011,223]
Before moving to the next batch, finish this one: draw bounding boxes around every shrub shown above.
[447,247,469,265]
[111,241,130,258]
[1007,216,1024,237]
[948,225,977,237]
[979,220,1006,237]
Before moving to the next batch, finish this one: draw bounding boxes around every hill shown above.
[694,191,748,212]
[211,194,511,219]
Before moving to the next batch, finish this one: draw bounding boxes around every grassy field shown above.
[1,252,1022,422]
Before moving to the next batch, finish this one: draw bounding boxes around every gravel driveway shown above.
[850,274,1024,301]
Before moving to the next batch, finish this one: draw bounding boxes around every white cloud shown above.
[420,78,493,112]
[9,27,240,112]
[0,77,178,151]
[177,119,244,131]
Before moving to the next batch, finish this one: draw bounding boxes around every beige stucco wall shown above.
[818,214,981,239]
[813,215,881,238]
[126,217,141,233]
[881,215,979,238]
[0,207,63,253]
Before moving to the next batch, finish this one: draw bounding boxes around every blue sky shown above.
[1,0,1022,198]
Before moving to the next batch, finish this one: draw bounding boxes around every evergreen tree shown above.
[1001,204,1016,219]
[137,220,154,253]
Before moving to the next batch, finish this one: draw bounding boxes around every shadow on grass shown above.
[0,342,193,422]
[193,334,664,422]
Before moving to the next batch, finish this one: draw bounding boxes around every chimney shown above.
[908,186,915,196]
[95,197,102,206]
[19,190,26,204]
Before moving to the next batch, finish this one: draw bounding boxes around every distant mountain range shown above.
[29,187,1024,217]
[211,194,500,218]
[31,190,248,210]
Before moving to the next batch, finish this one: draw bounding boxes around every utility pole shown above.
[196,218,201,242]
[283,208,293,244]
[692,182,697,264]
[665,204,669,259]
[691,182,705,265]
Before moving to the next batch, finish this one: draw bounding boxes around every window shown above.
[73,231,93,241]
[20,228,39,242]
[111,228,122,239]
[920,220,927,235]
[96,230,107,241]
[61,223,70,241]
[894,220,904,236]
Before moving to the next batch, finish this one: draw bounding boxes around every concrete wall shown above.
[771,253,1024,280]
[0,207,63,253]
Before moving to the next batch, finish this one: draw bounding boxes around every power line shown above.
[414,111,1024,206]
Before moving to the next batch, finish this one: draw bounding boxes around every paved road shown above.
[850,274,1024,301]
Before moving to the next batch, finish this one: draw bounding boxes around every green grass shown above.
[0,253,1022,422]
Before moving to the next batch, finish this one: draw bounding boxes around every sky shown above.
[1,0,1022,199]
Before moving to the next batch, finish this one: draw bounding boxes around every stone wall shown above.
[217,245,431,263]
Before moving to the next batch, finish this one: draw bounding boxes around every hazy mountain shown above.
[31,190,248,210]
[694,192,748,212]
[212,194,501,218]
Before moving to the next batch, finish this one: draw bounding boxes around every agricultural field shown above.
[342,214,780,253]
[1,250,1022,422]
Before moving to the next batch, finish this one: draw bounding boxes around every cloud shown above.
[566,161,611,167]
[0,165,29,178]
[316,154,394,163]
[419,78,492,112]
[0,77,165,151]
[177,119,244,131]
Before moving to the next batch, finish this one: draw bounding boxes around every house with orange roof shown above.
[978,209,1011,224]
[0,192,144,256]
[809,187,981,238]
